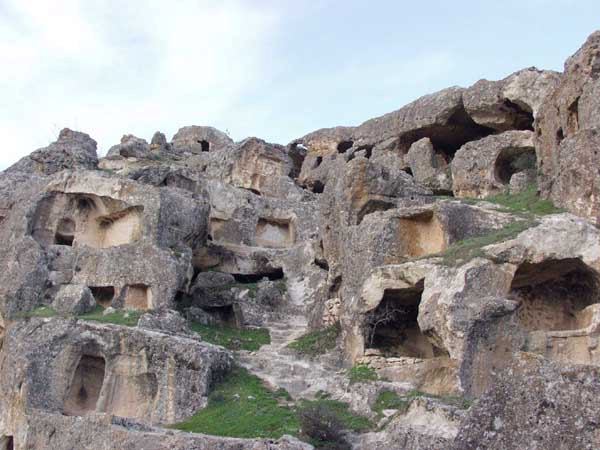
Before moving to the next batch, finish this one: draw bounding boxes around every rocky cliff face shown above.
[1,32,600,450]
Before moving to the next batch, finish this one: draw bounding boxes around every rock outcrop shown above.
[2,30,600,450]
[537,31,600,223]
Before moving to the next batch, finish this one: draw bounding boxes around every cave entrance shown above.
[255,218,294,248]
[397,107,495,160]
[232,268,285,283]
[198,140,210,152]
[511,259,600,332]
[494,147,536,185]
[337,141,354,153]
[0,437,13,450]
[124,284,152,310]
[366,281,445,358]
[31,193,143,249]
[310,180,325,194]
[398,213,446,258]
[203,304,237,325]
[90,286,115,308]
[63,355,106,416]
[55,218,75,245]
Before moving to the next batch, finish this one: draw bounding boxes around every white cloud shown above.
[0,0,280,168]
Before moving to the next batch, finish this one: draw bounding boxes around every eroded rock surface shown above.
[2,30,600,450]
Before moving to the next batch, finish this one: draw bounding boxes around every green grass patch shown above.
[348,364,380,384]
[436,219,536,266]
[171,367,373,445]
[480,184,564,216]
[373,390,411,415]
[15,306,57,318]
[429,183,564,267]
[190,322,270,351]
[171,367,300,439]
[78,306,142,327]
[287,322,341,357]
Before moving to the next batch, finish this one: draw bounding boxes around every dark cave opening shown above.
[337,141,354,154]
[311,180,325,194]
[198,140,210,152]
[55,218,75,246]
[494,147,536,185]
[397,107,496,160]
[63,355,106,416]
[232,268,285,283]
[510,259,600,332]
[89,286,116,308]
[366,281,446,358]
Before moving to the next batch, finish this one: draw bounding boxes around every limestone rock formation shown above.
[2,30,600,450]
[537,31,600,223]
[7,128,98,175]
[171,125,234,154]
[452,354,600,450]
[452,130,536,198]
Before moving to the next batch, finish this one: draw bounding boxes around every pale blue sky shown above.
[1,0,598,168]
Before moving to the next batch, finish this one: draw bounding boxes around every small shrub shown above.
[299,399,372,433]
[275,388,293,401]
[274,280,287,294]
[347,364,379,384]
[372,391,410,415]
[288,322,341,357]
[298,403,350,450]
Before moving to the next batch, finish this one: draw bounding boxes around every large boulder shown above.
[536,31,600,223]
[6,129,98,175]
[225,137,300,199]
[406,137,452,193]
[451,130,536,198]
[106,134,151,159]
[452,354,600,450]
[171,126,233,154]
[463,68,561,131]
[51,284,96,315]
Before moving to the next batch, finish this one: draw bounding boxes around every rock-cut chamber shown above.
[511,258,600,332]
[30,193,143,249]
[255,218,294,248]
[63,355,106,416]
[365,281,445,358]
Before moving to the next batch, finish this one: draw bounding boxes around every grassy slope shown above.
[172,367,300,438]
[287,323,341,357]
[189,322,271,351]
[172,367,372,442]
[438,184,563,266]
